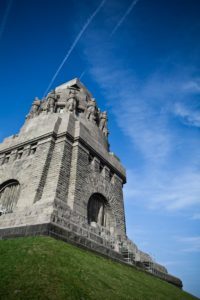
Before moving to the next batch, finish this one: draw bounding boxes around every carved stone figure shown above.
[47,90,57,113]
[28,97,41,118]
[99,111,109,137]
[66,89,77,113]
[86,98,97,123]
[39,99,48,114]
[77,93,87,113]
[99,111,107,130]
[103,128,109,138]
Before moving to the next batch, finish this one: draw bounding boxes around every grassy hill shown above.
[0,236,198,300]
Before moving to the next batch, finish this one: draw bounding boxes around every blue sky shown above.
[0,0,200,297]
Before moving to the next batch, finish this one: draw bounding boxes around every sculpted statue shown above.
[86,98,97,123]
[39,99,48,114]
[76,93,87,113]
[27,97,41,118]
[99,111,109,137]
[103,127,109,138]
[66,89,77,113]
[47,90,57,113]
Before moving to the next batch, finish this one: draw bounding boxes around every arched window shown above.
[0,179,20,215]
[87,193,113,229]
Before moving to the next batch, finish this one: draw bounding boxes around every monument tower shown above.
[0,78,182,287]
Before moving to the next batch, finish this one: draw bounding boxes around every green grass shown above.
[0,236,198,300]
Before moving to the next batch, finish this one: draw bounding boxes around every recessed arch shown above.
[0,179,20,214]
[87,193,115,230]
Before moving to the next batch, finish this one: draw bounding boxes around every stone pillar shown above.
[102,166,110,181]
[0,154,4,165]
[67,141,89,215]
[23,144,31,157]
[91,157,100,172]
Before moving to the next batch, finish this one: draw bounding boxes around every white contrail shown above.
[79,69,87,80]
[78,0,140,82]
[0,0,13,41]
[44,0,106,96]
[110,0,139,37]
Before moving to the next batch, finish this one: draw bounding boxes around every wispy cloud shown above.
[176,236,200,252]
[86,64,200,211]
[89,65,200,162]
[124,168,200,211]
[174,102,200,128]
[0,0,13,41]
[43,0,106,96]
[182,78,200,93]
[79,4,200,213]
[110,0,140,36]
[191,213,200,220]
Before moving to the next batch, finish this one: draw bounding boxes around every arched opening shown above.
[87,193,114,229]
[0,179,20,215]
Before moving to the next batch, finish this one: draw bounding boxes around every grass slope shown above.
[0,236,198,300]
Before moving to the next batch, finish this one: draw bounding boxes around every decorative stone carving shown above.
[86,98,97,123]
[25,81,109,139]
[77,93,87,113]
[27,97,41,119]
[99,111,109,137]
[47,90,57,113]
[39,99,48,114]
[66,89,77,113]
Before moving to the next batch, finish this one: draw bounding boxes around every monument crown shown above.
[27,78,109,139]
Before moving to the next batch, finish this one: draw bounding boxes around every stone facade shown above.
[0,78,182,288]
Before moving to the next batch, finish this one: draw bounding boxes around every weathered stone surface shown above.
[0,78,182,288]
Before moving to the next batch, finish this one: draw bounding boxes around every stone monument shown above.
[0,78,182,287]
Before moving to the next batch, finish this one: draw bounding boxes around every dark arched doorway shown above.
[0,179,20,214]
[87,193,114,229]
